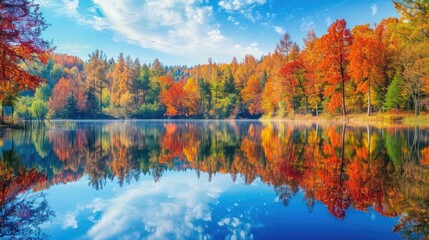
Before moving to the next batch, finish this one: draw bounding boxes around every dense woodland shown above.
[0,0,428,120]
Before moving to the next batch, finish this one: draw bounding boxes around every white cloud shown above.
[62,212,78,229]
[43,0,108,31]
[371,4,378,15]
[39,0,264,63]
[300,16,315,32]
[325,16,332,27]
[274,26,285,35]
[63,0,79,18]
[85,175,225,240]
[35,0,56,7]
[242,9,263,23]
[227,16,240,26]
[217,216,254,239]
[88,0,263,63]
[218,0,267,11]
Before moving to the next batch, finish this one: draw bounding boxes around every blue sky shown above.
[37,0,399,66]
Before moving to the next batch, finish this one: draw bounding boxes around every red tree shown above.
[0,0,53,101]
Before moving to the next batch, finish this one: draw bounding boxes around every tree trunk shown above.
[339,56,347,117]
[305,96,309,115]
[100,82,103,115]
[367,125,371,162]
[342,80,347,117]
[414,96,419,116]
[315,102,318,117]
[339,123,346,182]
[367,79,371,116]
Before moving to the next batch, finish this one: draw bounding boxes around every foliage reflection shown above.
[1,121,429,238]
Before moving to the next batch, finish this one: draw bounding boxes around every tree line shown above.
[0,0,428,120]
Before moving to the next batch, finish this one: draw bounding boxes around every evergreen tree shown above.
[384,73,406,111]
[65,95,77,118]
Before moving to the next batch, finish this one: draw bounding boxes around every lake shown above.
[0,120,428,239]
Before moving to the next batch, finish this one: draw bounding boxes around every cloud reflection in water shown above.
[85,173,231,240]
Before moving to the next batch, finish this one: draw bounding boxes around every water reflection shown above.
[0,143,55,239]
[1,121,429,238]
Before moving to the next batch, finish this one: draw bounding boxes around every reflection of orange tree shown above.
[261,123,296,181]
[229,124,265,184]
[21,121,429,237]
[345,127,390,215]
[157,123,186,164]
[104,122,149,186]
[300,125,324,212]
[109,124,136,183]
[259,123,306,204]
[48,129,90,172]
[314,125,350,219]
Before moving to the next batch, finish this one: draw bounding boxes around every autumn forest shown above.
[3,1,429,239]
[1,1,428,121]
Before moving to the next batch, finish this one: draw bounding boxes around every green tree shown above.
[384,74,407,111]
[65,95,77,118]
[31,99,48,121]
[16,97,33,120]
[137,64,151,105]
[34,84,51,102]
[1,92,18,121]
[145,59,166,105]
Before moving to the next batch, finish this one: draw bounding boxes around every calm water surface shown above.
[1,120,429,239]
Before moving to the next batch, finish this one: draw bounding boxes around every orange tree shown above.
[319,19,353,116]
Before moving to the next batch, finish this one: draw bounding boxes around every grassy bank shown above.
[262,112,429,127]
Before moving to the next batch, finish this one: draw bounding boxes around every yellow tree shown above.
[182,78,201,116]
[234,55,258,90]
[261,78,279,115]
[111,53,125,106]
[393,0,429,115]
[241,75,263,115]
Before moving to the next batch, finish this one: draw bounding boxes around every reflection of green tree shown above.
[385,130,404,171]
[393,160,429,239]
[32,126,51,158]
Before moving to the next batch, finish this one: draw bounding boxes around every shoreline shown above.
[1,113,428,128]
[261,113,429,128]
